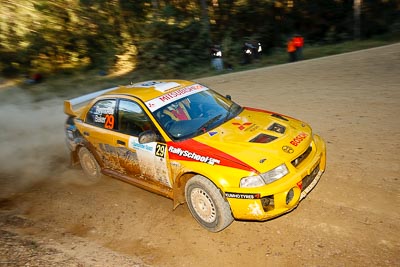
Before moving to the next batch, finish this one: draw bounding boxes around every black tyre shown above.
[185,175,234,232]
[78,147,102,181]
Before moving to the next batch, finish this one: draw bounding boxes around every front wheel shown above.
[78,147,102,182]
[185,175,234,232]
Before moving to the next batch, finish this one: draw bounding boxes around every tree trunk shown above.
[354,0,362,39]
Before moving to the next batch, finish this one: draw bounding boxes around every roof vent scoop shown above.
[271,113,288,121]
[268,123,286,134]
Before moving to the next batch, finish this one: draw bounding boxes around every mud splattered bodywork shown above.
[64,79,326,232]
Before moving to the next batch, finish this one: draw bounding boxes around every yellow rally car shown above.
[64,80,326,232]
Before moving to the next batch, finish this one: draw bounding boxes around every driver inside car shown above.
[163,98,192,121]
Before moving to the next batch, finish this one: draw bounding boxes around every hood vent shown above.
[268,123,286,134]
[271,113,288,121]
[250,134,277,143]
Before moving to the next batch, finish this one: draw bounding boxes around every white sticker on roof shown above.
[133,81,180,92]
[145,84,208,112]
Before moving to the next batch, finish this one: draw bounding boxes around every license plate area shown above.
[301,165,320,191]
[300,164,322,200]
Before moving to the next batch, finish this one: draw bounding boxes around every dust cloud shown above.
[0,85,70,197]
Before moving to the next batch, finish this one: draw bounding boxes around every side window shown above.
[86,99,116,129]
[118,100,153,136]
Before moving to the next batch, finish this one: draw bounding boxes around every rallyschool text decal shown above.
[145,84,208,112]
[168,145,220,165]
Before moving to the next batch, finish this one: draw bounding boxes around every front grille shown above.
[291,146,312,167]
[261,196,274,212]
[301,166,320,191]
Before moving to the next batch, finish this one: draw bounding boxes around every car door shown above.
[80,98,124,171]
[113,99,172,188]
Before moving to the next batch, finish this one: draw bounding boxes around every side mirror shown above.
[138,130,158,144]
[226,95,232,100]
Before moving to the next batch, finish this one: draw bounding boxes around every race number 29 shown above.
[104,114,114,129]
[155,144,166,158]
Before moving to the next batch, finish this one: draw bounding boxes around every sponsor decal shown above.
[232,122,252,130]
[129,137,155,152]
[133,81,180,92]
[167,139,257,172]
[297,180,303,190]
[145,84,208,112]
[245,124,259,132]
[168,145,220,165]
[290,132,308,146]
[208,131,218,137]
[282,145,294,154]
[225,192,261,199]
[135,81,163,87]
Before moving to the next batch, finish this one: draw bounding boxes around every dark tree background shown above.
[0,0,399,77]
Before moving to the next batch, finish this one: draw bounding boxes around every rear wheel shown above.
[185,175,234,232]
[78,147,101,181]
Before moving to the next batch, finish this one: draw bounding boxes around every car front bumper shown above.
[225,134,326,221]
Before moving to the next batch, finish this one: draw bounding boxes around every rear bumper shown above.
[225,134,326,221]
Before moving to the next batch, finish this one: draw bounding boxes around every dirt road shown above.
[1,43,399,266]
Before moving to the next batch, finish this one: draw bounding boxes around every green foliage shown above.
[137,4,210,77]
[0,0,399,78]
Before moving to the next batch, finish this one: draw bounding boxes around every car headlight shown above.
[240,164,289,188]
[240,175,265,188]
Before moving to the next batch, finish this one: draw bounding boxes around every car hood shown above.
[189,107,313,173]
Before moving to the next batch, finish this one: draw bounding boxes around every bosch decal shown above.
[168,145,220,165]
[290,132,308,146]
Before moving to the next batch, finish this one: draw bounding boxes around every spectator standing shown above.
[242,42,255,64]
[211,45,223,71]
[287,38,297,62]
[293,34,304,60]
[254,42,262,60]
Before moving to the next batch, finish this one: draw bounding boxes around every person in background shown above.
[293,34,304,60]
[287,38,297,62]
[257,42,262,56]
[242,42,255,64]
[210,45,223,71]
[253,42,262,60]
[25,73,43,84]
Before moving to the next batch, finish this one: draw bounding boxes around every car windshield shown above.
[154,89,242,140]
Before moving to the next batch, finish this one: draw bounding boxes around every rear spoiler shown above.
[64,87,118,117]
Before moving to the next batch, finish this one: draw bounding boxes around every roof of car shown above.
[64,79,200,117]
[103,79,196,102]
